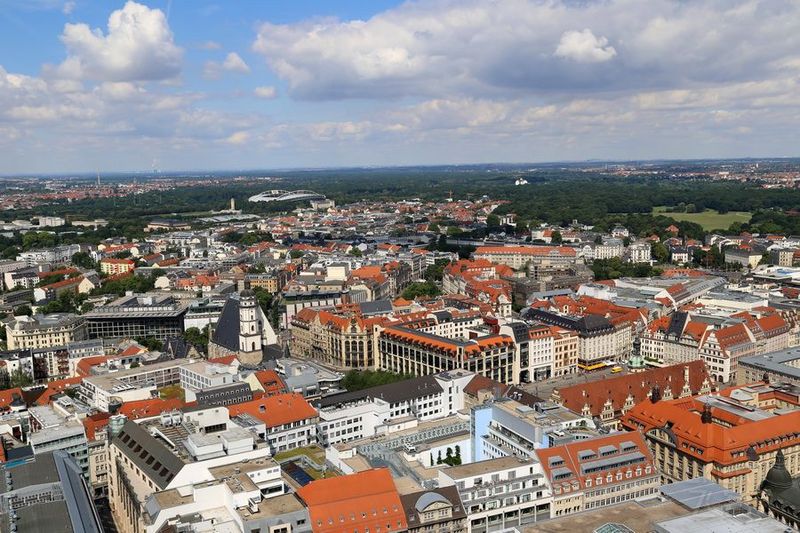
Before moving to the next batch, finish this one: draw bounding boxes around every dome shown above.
[763,450,794,492]
[240,288,256,298]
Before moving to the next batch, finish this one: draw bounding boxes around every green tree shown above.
[551,231,563,244]
[9,367,32,388]
[71,251,96,269]
[340,370,414,392]
[15,305,33,317]
[651,242,669,263]
[401,281,441,300]
[289,250,304,259]
[183,326,210,349]
[486,214,501,228]
[349,247,363,257]
[428,222,440,233]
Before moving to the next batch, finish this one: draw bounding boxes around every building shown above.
[621,382,800,504]
[400,486,467,533]
[551,361,714,430]
[77,359,187,411]
[27,403,90,475]
[536,432,660,519]
[500,322,578,384]
[758,449,800,528]
[471,399,597,462]
[738,347,800,386]
[770,248,797,267]
[5,313,88,351]
[296,468,408,533]
[379,326,515,384]
[83,293,188,341]
[438,456,552,532]
[628,242,652,264]
[16,244,81,266]
[523,308,632,368]
[209,289,279,366]
[0,451,103,533]
[108,414,278,533]
[314,371,474,447]
[290,307,386,370]
[473,245,577,271]
[725,247,763,269]
[99,257,136,275]
[227,393,319,454]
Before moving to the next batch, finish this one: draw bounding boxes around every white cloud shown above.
[254,86,277,99]
[203,52,251,79]
[222,52,250,73]
[554,29,616,63]
[253,0,800,100]
[62,1,75,15]
[54,1,182,82]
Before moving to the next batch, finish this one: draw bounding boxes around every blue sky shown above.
[1,0,799,173]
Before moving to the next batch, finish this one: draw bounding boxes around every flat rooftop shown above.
[241,493,306,520]
[525,500,688,533]
[442,456,533,480]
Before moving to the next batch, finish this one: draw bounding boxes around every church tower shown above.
[238,289,261,354]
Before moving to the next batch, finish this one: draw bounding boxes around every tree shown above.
[183,326,210,349]
[437,450,443,465]
[486,214,501,228]
[551,231,563,244]
[71,251,96,270]
[651,242,669,263]
[401,281,441,300]
[15,305,33,317]
[428,222,440,233]
[289,250,304,259]
[349,248,363,257]
[9,367,32,388]
[340,370,414,392]
[136,336,163,352]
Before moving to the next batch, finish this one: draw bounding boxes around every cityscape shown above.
[2,2,800,533]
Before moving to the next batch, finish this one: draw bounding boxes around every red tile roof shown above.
[35,376,82,405]
[554,361,711,418]
[119,397,190,420]
[227,393,317,428]
[253,370,287,396]
[297,468,407,533]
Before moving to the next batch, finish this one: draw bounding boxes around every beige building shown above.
[622,382,800,504]
[6,313,88,350]
[537,432,660,519]
[379,325,516,384]
[290,307,385,370]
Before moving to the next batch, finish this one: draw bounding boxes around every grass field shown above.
[652,206,752,231]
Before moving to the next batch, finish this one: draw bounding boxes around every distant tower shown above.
[230,198,236,211]
[96,173,100,188]
[238,289,261,355]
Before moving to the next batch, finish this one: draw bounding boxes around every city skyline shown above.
[1,0,800,173]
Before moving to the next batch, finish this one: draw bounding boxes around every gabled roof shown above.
[297,468,407,533]
[555,361,711,418]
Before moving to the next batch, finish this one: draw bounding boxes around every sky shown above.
[1,0,799,174]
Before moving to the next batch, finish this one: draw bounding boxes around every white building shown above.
[438,456,553,532]
[314,371,475,447]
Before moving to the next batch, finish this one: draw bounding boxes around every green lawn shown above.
[652,206,752,231]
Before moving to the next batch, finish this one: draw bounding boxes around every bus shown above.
[578,361,607,372]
